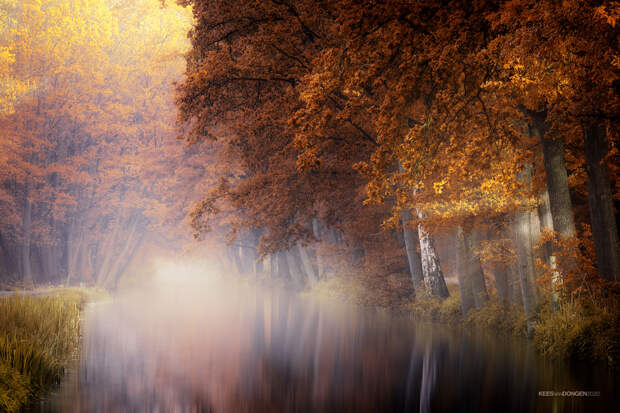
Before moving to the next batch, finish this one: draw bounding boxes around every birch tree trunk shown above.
[417,217,450,298]
[402,209,425,294]
[584,122,620,282]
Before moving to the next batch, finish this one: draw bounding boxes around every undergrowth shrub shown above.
[533,297,620,364]
[465,302,528,335]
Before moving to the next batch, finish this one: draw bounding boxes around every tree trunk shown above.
[417,218,450,298]
[492,265,509,306]
[224,245,237,274]
[40,243,58,283]
[531,112,577,279]
[270,253,278,279]
[512,211,538,319]
[456,226,475,315]
[533,114,577,237]
[312,218,324,280]
[94,209,124,285]
[507,260,523,308]
[105,224,139,288]
[402,209,425,294]
[231,245,244,275]
[255,256,264,275]
[21,190,34,287]
[0,236,8,281]
[0,235,19,282]
[66,226,86,285]
[298,244,318,285]
[584,122,620,282]
[286,248,305,288]
[98,217,139,288]
[112,231,145,289]
[277,250,291,280]
[538,189,561,305]
[466,228,489,308]
[538,189,554,262]
[244,244,259,275]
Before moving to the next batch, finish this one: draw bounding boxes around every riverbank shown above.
[0,287,107,411]
[303,276,620,367]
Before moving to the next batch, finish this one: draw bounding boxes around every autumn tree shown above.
[0,0,196,287]
[177,0,412,295]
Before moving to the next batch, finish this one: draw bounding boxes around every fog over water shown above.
[34,260,617,413]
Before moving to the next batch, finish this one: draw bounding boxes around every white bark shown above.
[402,209,425,294]
[417,219,450,298]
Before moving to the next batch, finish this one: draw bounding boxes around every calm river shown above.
[32,276,617,412]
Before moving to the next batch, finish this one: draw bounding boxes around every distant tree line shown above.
[0,0,200,288]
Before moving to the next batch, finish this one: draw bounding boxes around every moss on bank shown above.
[0,288,104,412]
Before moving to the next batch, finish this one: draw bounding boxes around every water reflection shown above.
[36,277,616,412]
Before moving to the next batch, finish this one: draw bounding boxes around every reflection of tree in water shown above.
[41,285,612,412]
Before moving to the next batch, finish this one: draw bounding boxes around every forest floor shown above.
[0,287,108,412]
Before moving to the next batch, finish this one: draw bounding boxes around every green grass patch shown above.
[0,288,102,411]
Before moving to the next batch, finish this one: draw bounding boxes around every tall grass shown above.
[533,297,620,364]
[0,292,87,411]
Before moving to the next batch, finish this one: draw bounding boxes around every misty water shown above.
[33,266,616,413]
